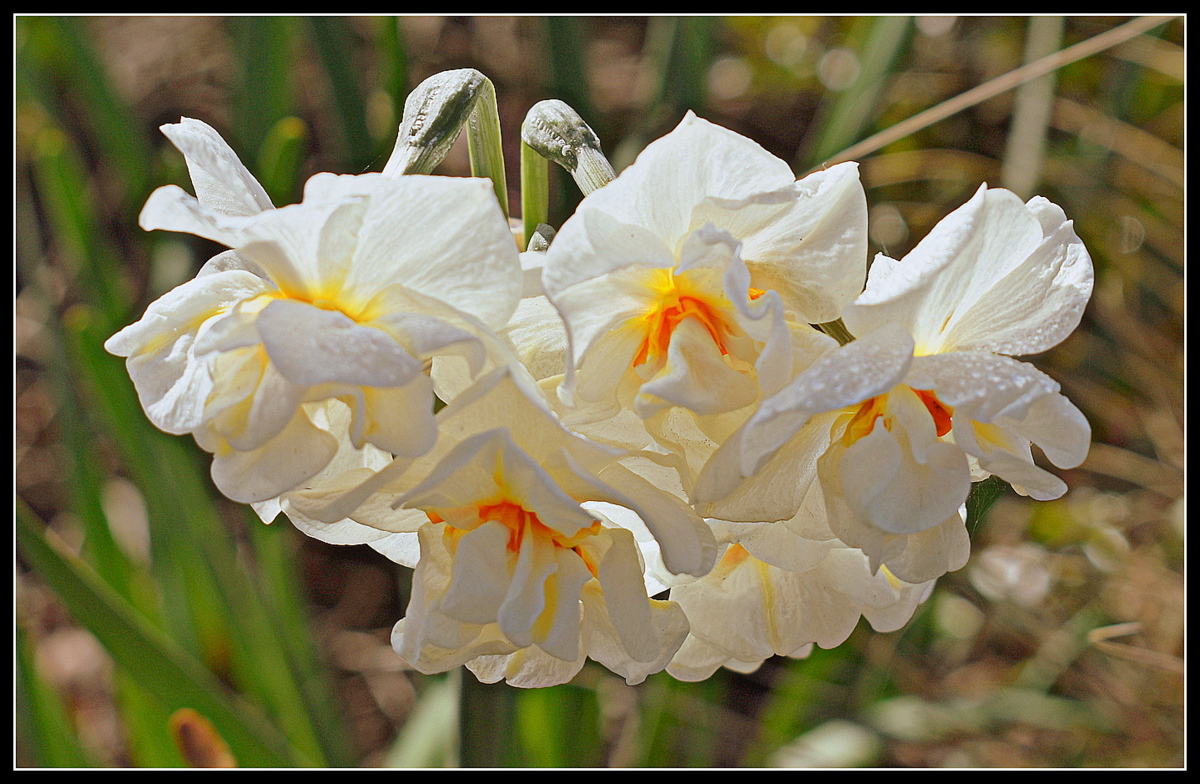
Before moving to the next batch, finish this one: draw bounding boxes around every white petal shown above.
[344,175,522,330]
[697,161,869,323]
[542,206,676,297]
[565,111,799,245]
[160,118,273,217]
[440,521,514,624]
[735,327,914,478]
[591,527,658,662]
[844,186,1035,349]
[257,298,422,388]
[501,295,568,383]
[355,377,438,457]
[208,408,339,502]
[837,423,970,535]
[634,316,759,418]
[582,583,689,685]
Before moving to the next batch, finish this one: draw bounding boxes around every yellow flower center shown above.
[840,387,955,446]
[633,268,748,368]
[427,499,603,576]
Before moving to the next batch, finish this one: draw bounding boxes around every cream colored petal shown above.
[345,175,522,330]
[208,408,339,503]
[634,316,760,419]
[581,583,689,686]
[257,298,423,388]
[160,118,273,217]
[440,521,514,625]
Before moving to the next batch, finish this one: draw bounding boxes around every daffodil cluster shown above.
[108,70,1092,688]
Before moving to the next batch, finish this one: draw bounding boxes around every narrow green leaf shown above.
[375,16,410,140]
[16,501,299,768]
[64,307,336,766]
[229,17,296,160]
[15,622,94,767]
[464,76,509,218]
[798,16,912,170]
[384,673,459,768]
[256,116,309,207]
[246,516,351,767]
[29,126,129,328]
[459,674,520,767]
[966,476,1010,534]
[309,16,375,173]
[26,17,154,205]
[520,138,550,250]
[516,683,602,767]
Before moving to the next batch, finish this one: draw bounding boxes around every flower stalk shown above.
[383,68,508,218]
[521,99,615,196]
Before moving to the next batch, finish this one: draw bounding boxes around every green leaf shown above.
[966,476,1010,534]
[16,500,300,768]
[308,17,375,173]
[15,622,94,767]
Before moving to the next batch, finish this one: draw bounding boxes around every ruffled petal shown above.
[160,118,273,217]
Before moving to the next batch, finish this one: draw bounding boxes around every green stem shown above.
[817,318,857,346]
[520,139,549,250]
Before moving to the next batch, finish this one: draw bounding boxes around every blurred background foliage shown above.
[15,15,1183,768]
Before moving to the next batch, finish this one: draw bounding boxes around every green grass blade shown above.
[16,500,299,768]
[375,17,410,144]
[245,516,353,767]
[63,308,337,766]
[1001,16,1066,199]
[309,16,376,173]
[516,683,603,767]
[229,17,297,162]
[459,674,520,767]
[520,138,550,250]
[18,17,154,206]
[15,622,95,767]
[256,116,309,207]
[384,673,459,768]
[465,76,509,219]
[798,16,912,170]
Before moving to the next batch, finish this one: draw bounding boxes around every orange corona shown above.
[841,387,956,446]
[427,499,603,576]
[632,269,757,368]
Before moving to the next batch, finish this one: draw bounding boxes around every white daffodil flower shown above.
[539,112,863,439]
[106,119,522,508]
[694,186,1092,583]
[666,542,934,681]
[284,365,715,687]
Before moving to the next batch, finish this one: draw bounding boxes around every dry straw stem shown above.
[1087,622,1185,675]
[821,15,1179,170]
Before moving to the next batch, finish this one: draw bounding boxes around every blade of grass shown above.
[459,674,520,767]
[19,17,154,206]
[375,16,410,142]
[229,17,297,164]
[384,673,459,768]
[29,125,129,328]
[246,515,352,767]
[308,16,375,173]
[16,500,300,768]
[798,16,911,170]
[15,621,95,767]
[519,137,549,250]
[255,116,309,207]
[1001,16,1066,199]
[516,683,603,767]
[64,307,340,767]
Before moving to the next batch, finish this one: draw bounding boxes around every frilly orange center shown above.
[841,388,955,446]
[427,500,603,577]
[633,268,739,367]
